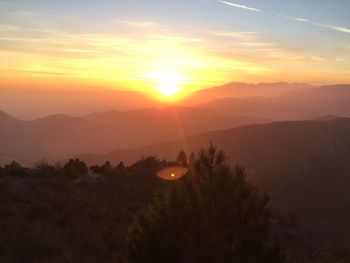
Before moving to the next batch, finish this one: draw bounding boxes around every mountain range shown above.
[77,118,350,241]
[0,82,312,119]
[1,83,350,165]
[0,107,265,165]
[197,84,350,120]
[2,82,350,241]
[184,81,313,105]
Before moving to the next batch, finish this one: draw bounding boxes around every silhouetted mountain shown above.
[183,82,312,105]
[314,115,343,121]
[1,82,312,119]
[196,84,350,120]
[0,88,163,120]
[78,118,350,239]
[0,110,19,123]
[83,107,218,123]
[0,108,265,165]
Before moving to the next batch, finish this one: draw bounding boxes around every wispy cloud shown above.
[323,25,350,34]
[22,70,79,77]
[219,2,349,35]
[208,30,309,64]
[0,1,14,6]
[116,20,158,28]
[279,14,350,34]
[1,9,349,85]
[278,15,312,24]
[218,0,261,12]
[10,11,38,17]
[0,24,20,31]
[210,31,258,42]
[309,55,326,62]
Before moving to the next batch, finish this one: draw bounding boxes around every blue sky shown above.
[2,0,348,31]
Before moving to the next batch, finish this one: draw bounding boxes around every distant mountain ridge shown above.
[0,88,162,120]
[0,107,266,165]
[0,110,20,122]
[1,82,313,119]
[82,107,219,123]
[183,82,313,105]
[1,83,350,165]
[196,84,350,120]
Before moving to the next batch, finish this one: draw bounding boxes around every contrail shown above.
[218,0,262,12]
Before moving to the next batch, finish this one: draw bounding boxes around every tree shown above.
[127,144,283,263]
[117,161,126,171]
[35,159,56,176]
[101,161,113,175]
[63,159,88,178]
[116,161,126,176]
[4,161,24,177]
[176,150,188,166]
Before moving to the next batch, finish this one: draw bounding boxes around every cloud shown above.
[323,25,350,34]
[278,14,311,23]
[207,30,309,64]
[210,31,258,41]
[21,70,79,77]
[309,55,326,62]
[10,11,38,17]
[279,14,350,34]
[1,11,349,85]
[219,7,349,35]
[0,1,14,6]
[116,20,158,28]
[219,3,349,35]
[218,0,261,12]
[0,24,20,31]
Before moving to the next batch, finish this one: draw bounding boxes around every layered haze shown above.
[1,0,350,259]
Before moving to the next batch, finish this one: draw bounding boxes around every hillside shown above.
[183,82,312,105]
[0,107,265,165]
[196,84,350,120]
[78,118,350,238]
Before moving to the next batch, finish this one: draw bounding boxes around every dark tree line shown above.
[0,146,348,262]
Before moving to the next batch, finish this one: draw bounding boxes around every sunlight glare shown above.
[156,166,189,181]
[149,71,184,98]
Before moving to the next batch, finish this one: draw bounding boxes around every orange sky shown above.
[0,0,350,101]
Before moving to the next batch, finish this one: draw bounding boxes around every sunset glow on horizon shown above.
[0,0,349,99]
[149,71,185,100]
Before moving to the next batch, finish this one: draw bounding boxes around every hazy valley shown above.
[1,83,350,165]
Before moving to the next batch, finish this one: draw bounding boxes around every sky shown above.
[0,0,349,96]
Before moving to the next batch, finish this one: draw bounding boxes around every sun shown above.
[158,80,179,97]
[149,71,184,99]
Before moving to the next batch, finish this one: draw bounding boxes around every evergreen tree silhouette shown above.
[63,159,88,178]
[127,144,283,263]
[176,150,188,166]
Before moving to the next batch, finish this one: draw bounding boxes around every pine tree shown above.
[63,159,88,178]
[176,150,188,166]
[127,144,283,263]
